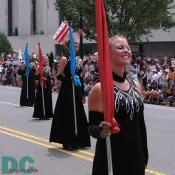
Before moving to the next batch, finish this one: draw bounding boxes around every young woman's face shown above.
[43,57,49,65]
[74,41,79,52]
[110,37,132,67]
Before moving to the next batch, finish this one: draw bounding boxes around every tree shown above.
[55,0,175,41]
[0,32,13,54]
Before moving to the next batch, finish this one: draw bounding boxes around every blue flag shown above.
[24,44,30,77]
[69,26,75,77]
[69,26,81,87]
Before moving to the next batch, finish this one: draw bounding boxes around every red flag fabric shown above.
[95,0,120,133]
[38,43,46,87]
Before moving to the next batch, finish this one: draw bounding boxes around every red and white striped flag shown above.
[53,22,69,44]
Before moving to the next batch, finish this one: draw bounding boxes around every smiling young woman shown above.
[88,35,148,175]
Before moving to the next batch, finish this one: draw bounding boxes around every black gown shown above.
[49,58,91,148]
[33,65,53,119]
[18,63,36,107]
[89,76,148,175]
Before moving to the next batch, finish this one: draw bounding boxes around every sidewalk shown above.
[144,100,175,107]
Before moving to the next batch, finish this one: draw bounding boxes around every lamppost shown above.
[79,9,84,59]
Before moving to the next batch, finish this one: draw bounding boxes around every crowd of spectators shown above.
[0,52,175,107]
[0,54,20,87]
[129,56,175,106]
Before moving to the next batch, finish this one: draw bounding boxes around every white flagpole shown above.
[72,80,78,136]
[106,136,113,175]
[26,77,28,99]
[41,82,45,117]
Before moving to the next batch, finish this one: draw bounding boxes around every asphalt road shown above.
[0,85,175,175]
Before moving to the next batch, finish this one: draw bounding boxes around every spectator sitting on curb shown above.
[167,88,175,106]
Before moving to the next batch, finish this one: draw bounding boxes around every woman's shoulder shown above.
[133,79,144,99]
[88,82,103,112]
[60,56,68,64]
[89,82,101,96]
[58,56,68,70]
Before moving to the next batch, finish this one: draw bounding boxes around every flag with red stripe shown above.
[53,22,69,44]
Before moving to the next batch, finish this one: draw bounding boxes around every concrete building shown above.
[141,28,175,58]
[0,0,95,56]
[0,0,175,57]
[0,0,59,54]
[139,1,175,58]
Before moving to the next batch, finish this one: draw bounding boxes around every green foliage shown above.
[0,32,13,54]
[55,0,175,41]
[161,14,175,28]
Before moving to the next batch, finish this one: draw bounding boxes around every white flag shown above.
[53,22,69,44]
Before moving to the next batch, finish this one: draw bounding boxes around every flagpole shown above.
[38,42,46,117]
[79,9,84,59]
[24,43,29,100]
[72,79,78,136]
[69,24,78,137]
[26,77,28,99]
[106,136,113,175]
[41,81,46,117]
[95,0,119,174]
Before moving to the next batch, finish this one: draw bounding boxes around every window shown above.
[8,0,12,36]
[32,0,36,34]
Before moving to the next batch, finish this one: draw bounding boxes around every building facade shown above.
[141,28,175,58]
[140,0,175,58]
[0,0,175,57]
[0,0,59,54]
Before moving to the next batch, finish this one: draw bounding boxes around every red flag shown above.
[96,0,120,133]
[38,43,46,87]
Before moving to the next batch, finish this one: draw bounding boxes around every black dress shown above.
[33,65,53,119]
[18,63,36,107]
[49,58,91,149]
[89,76,148,175]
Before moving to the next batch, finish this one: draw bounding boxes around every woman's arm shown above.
[88,82,103,112]
[134,80,144,100]
[57,56,67,75]
[56,57,67,87]
[88,83,112,139]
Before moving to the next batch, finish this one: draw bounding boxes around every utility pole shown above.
[79,9,84,59]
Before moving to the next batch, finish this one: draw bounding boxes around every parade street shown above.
[0,85,175,175]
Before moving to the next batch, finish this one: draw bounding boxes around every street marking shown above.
[0,126,168,175]
[0,125,52,143]
[145,169,166,175]
[0,129,55,149]
[0,100,20,107]
[0,85,20,90]
[0,99,175,111]
[0,100,34,108]
[0,125,94,157]
[0,129,93,162]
